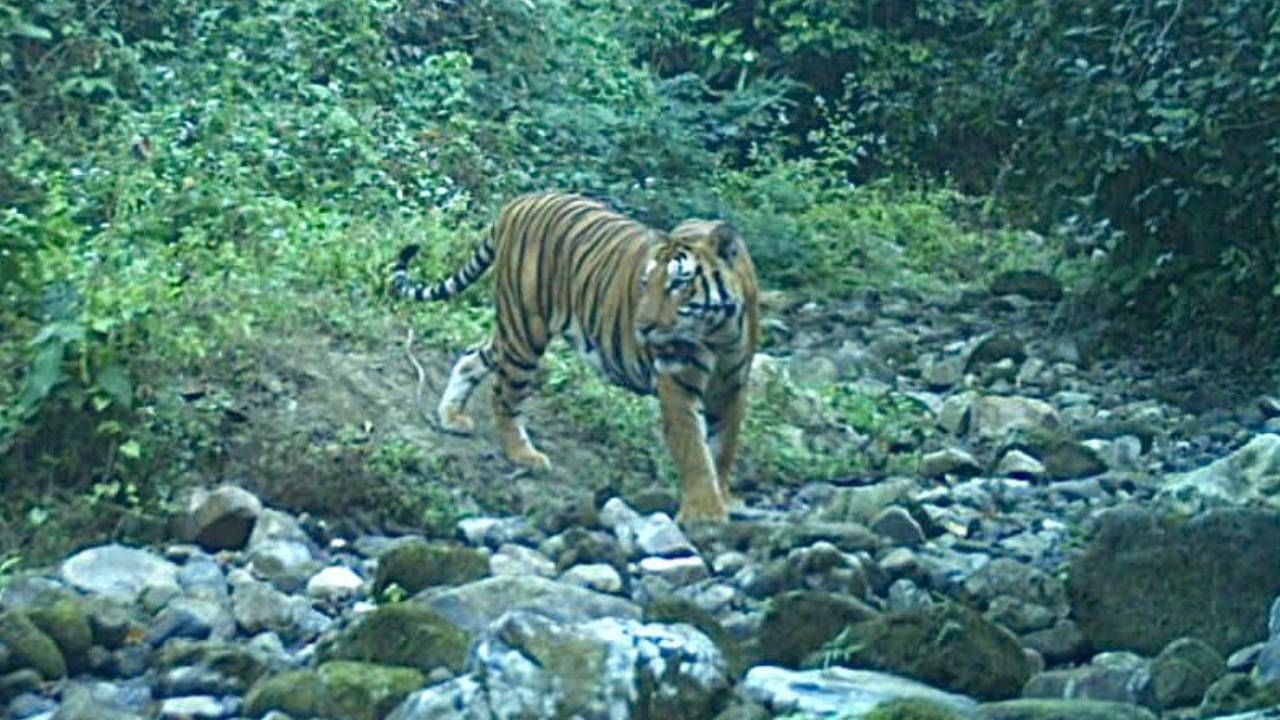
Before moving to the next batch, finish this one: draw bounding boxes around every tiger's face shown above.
[635,220,746,347]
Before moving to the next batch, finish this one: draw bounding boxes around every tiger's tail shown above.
[391,233,495,302]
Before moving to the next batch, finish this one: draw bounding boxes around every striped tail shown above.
[391,236,495,302]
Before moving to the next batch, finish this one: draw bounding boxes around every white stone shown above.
[490,544,556,578]
[560,563,624,594]
[305,565,364,601]
[638,556,709,587]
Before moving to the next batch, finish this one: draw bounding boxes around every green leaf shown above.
[119,440,142,460]
[17,341,65,413]
[12,22,53,41]
[95,364,133,409]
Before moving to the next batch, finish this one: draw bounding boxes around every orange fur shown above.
[392,192,759,523]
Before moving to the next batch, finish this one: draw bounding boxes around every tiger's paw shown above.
[508,447,552,472]
[676,495,729,525]
[438,407,475,435]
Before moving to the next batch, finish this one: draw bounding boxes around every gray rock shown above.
[1157,434,1280,514]
[176,559,229,600]
[968,395,1060,439]
[963,558,1069,619]
[419,575,641,635]
[173,485,262,551]
[633,513,695,558]
[739,666,978,718]
[489,544,556,578]
[229,573,326,643]
[304,565,364,602]
[559,564,624,594]
[821,479,918,525]
[870,506,926,546]
[939,392,978,435]
[919,448,983,479]
[996,450,1046,480]
[387,612,728,720]
[1021,620,1090,665]
[1022,652,1152,705]
[887,579,934,613]
[146,597,236,645]
[246,540,317,593]
[922,353,967,389]
[60,544,180,604]
[638,556,709,587]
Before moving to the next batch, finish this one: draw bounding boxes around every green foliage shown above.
[716,156,1050,294]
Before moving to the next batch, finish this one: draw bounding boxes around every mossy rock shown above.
[1067,507,1280,655]
[1017,429,1105,480]
[758,590,879,669]
[975,698,1156,720]
[373,540,488,596]
[245,661,424,720]
[1196,673,1280,717]
[156,639,276,688]
[866,698,970,720]
[829,602,1030,701]
[0,611,66,680]
[1149,637,1225,709]
[644,596,746,678]
[319,661,427,720]
[319,602,471,673]
[27,598,93,672]
[244,668,330,719]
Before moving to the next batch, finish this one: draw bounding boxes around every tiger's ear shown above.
[711,223,740,263]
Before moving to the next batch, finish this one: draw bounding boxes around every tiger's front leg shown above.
[705,358,752,510]
[657,374,727,524]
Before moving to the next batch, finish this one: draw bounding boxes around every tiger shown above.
[390,191,759,524]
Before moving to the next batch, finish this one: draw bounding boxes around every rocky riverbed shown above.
[4,273,1280,720]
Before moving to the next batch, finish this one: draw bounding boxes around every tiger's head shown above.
[635,220,747,347]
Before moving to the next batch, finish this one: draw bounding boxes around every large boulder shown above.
[172,484,263,551]
[826,602,1032,701]
[1156,434,1280,514]
[1067,506,1280,655]
[418,575,640,634]
[387,611,728,720]
[60,544,180,604]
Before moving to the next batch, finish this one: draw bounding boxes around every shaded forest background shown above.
[1,0,1278,560]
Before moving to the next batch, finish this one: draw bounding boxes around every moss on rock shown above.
[866,698,970,720]
[319,602,471,673]
[0,611,66,680]
[757,590,879,669]
[373,540,488,597]
[829,602,1030,701]
[245,661,425,720]
[27,598,94,672]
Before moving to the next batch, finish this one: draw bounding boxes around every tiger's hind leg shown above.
[437,343,494,434]
[491,341,551,472]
